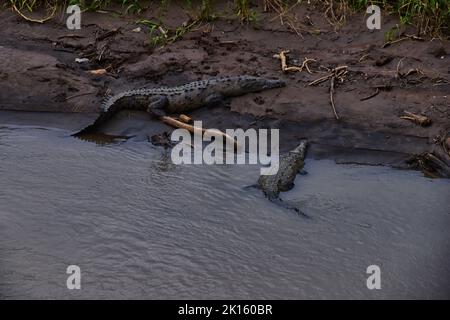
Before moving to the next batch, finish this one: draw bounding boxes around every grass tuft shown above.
[6,0,450,36]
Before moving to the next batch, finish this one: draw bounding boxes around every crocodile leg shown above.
[146,95,169,118]
[273,198,311,219]
[204,93,226,108]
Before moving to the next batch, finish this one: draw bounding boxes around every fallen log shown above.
[407,152,450,178]
[160,116,239,149]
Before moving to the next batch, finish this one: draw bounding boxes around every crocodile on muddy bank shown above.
[73,76,285,136]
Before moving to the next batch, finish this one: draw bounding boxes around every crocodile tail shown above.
[72,93,125,136]
[72,110,110,136]
[273,198,311,219]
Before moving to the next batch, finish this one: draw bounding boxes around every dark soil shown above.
[1,2,449,172]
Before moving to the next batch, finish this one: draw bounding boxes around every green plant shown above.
[137,19,168,46]
[7,1,450,36]
[384,24,400,41]
[199,0,215,20]
[234,0,257,22]
[122,0,142,14]
[137,18,200,47]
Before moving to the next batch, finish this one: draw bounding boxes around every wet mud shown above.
[1,2,449,172]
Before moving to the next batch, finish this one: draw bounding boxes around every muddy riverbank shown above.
[1,1,449,171]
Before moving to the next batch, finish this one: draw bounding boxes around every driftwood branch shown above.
[160,116,239,148]
[360,88,380,101]
[274,50,316,74]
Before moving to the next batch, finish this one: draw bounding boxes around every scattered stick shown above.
[309,65,348,120]
[10,2,56,23]
[403,68,424,77]
[382,35,424,48]
[400,111,432,127]
[360,88,380,101]
[329,77,339,120]
[396,57,405,78]
[274,50,316,74]
[358,54,369,63]
[302,57,315,74]
[309,65,347,86]
[58,35,86,39]
[96,27,121,41]
[309,73,332,86]
[64,91,96,101]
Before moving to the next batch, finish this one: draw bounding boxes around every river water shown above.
[0,123,449,299]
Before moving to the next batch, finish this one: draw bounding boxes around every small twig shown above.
[309,74,332,86]
[358,54,369,63]
[309,65,347,86]
[396,57,405,78]
[301,57,316,74]
[58,35,86,39]
[274,50,316,73]
[382,35,424,48]
[360,88,380,101]
[96,27,121,41]
[329,76,339,120]
[310,65,348,120]
[404,68,424,77]
[400,111,432,126]
[64,91,96,101]
[11,2,56,23]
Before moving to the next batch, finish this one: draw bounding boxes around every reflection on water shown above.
[0,125,449,299]
[73,132,131,145]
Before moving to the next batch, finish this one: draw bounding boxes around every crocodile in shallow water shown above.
[73,75,285,136]
[257,140,308,215]
[258,140,308,200]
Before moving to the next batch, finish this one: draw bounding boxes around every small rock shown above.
[132,27,141,33]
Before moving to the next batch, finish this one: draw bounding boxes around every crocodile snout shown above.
[264,79,286,89]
